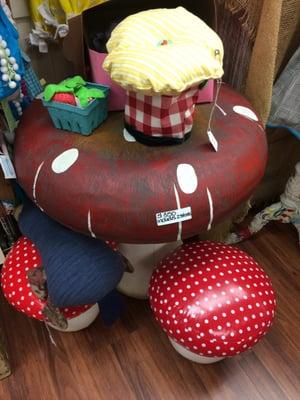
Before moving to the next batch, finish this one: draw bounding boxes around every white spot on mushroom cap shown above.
[233,106,258,121]
[206,188,214,231]
[173,184,182,241]
[123,129,136,142]
[51,148,79,174]
[176,164,198,194]
[87,210,96,239]
[33,161,44,203]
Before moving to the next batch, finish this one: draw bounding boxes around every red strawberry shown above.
[52,92,76,106]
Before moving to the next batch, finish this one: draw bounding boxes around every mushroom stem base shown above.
[169,338,225,364]
[47,304,100,332]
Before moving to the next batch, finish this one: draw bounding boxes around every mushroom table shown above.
[14,84,267,297]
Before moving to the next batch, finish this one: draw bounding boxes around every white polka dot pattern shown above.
[1,237,94,321]
[149,241,276,358]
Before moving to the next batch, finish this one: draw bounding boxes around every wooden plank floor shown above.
[0,222,299,400]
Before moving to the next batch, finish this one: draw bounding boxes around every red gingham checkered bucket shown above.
[124,87,199,144]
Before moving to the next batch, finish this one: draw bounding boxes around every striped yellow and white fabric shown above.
[103,7,224,96]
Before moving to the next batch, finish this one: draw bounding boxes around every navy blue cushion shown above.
[18,200,124,308]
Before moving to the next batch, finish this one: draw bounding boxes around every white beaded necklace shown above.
[0,34,21,90]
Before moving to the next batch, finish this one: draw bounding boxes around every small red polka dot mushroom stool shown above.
[1,237,99,332]
[149,241,276,364]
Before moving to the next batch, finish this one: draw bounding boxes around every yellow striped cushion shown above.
[103,7,224,95]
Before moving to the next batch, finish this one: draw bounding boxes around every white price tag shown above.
[156,207,192,226]
[0,154,16,179]
[207,129,218,152]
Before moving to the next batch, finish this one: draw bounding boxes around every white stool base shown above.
[169,338,225,364]
[47,303,99,332]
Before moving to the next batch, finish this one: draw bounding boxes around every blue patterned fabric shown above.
[21,51,43,99]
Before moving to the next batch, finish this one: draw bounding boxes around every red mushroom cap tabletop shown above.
[1,237,92,321]
[14,84,267,243]
[149,241,276,358]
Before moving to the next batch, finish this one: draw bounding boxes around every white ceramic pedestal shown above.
[47,303,100,332]
[169,338,225,364]
[117,241,181,299]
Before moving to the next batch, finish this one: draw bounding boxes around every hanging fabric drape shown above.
[58,0,108,18]
[29,0,68,52]
[215,0,300,124]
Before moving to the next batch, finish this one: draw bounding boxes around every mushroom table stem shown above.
[117,241,181,299]
[169,339,224,364]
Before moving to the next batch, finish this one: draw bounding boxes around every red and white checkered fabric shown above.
[125,87,199,139]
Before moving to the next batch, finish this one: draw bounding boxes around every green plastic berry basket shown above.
[42,83,110,136]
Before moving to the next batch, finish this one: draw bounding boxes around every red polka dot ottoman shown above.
[1,237,99,332]
[149,241,276,363]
